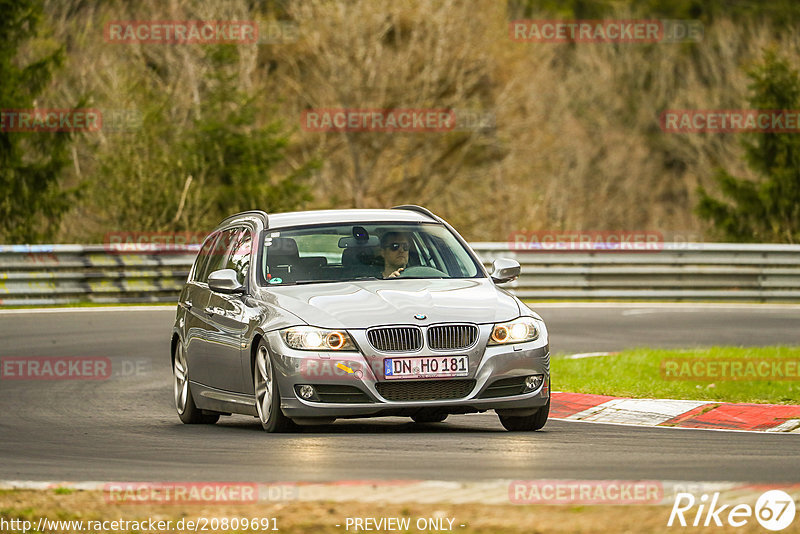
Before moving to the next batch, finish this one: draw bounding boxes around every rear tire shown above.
[411,412,448,423]
[254,341,295,433]
[498,398,549,431]
[173,343,219,425]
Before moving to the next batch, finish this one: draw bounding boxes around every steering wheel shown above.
[398,266,447,278]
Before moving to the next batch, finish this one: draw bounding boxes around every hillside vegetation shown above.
[5,0,800,242]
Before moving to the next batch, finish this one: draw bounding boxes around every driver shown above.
[379,231,411,278]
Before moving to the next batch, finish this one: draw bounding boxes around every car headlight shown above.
[489,317,539,345]
[282,326,357,351]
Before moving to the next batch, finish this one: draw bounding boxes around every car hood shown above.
[261,278,520,329]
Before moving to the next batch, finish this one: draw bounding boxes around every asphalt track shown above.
[0,304,798,483]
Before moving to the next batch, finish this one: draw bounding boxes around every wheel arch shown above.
[250,331,266,376]
[170,332,180,366]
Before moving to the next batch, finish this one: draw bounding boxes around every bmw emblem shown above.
[414,314,426,320]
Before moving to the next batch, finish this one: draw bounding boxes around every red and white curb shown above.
[551,392,800,432]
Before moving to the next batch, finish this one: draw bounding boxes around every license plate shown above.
[383,355,469,380]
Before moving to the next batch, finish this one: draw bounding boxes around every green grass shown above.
[552,346,800,404]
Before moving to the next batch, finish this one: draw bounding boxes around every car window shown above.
[423,233,472,277]
[294,234,342,261]
[259,223,482,285]
[192,232,220,282]
[227,229,252,285]
[198,227,238,283]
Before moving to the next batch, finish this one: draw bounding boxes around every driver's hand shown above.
[387,268,404,278]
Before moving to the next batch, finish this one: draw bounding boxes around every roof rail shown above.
[391,204,440,222]
[217,210,269,228]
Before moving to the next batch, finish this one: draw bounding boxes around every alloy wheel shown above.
[255,345,273,424]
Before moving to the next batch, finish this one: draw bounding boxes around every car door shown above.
[188,227,236,388]
[202,226,253,393]
[181,232,220,388]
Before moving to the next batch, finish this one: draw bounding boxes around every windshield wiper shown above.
[390,276,444,279]
[293,276,381,285]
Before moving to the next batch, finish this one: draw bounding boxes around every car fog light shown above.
[298,385,315,399]
[525,375,544,391]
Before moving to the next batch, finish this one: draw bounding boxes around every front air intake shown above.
[427,324,479,351]
[367,326,423,353]
[376,379,476,401]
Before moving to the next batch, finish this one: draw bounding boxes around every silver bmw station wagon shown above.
[171,205,550,432]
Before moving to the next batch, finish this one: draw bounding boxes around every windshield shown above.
[258,222,483,285]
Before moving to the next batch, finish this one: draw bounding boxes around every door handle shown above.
[181,300,193,310]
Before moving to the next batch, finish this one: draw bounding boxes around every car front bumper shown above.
[265,330,550,419]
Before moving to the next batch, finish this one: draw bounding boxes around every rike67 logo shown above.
[668,490,796,531]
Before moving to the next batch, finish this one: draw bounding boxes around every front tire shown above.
[173,343,219,425]
[498,398,549,431]
[254,341,295,433]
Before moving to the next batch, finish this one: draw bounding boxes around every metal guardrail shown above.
[1,243,800,305]
[473,242,800,301]
[0,245,197,306]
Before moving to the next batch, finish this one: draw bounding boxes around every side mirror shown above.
[208,269,245,294]
[490,258,521,284]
